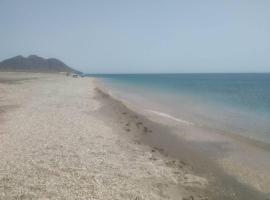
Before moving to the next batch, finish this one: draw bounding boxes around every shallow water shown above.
[88,73,270,144]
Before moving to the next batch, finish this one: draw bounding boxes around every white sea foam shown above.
[147,109,194,125]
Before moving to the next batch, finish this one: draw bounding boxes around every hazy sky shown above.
[0,0,269,73]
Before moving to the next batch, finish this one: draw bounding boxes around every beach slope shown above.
[0,72,208,200]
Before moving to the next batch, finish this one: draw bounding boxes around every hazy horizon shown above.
[1,0,270,73]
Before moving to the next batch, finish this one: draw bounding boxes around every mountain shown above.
[0,55,81,74]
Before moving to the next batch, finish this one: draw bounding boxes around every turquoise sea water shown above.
[88,74,270,144]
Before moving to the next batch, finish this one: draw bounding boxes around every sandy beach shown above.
[0,72,269,200]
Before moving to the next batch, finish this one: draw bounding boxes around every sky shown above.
[0,0,270,73]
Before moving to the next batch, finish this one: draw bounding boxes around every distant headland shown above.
[0,55,81,74]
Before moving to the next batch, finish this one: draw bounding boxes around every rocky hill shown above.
[0,55,81,74]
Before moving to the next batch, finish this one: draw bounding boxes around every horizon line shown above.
[85,72,270,75]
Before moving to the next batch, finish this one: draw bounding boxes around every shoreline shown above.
[94,76,270,148]
[94,78,270,153]
[94,78,270,198]
[0,72,269,199]
[0,72,210,199]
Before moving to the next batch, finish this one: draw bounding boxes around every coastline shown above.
[0,72,209,200]
[94,78,270,198]
[94,78,270,152]
[0,72,269,199]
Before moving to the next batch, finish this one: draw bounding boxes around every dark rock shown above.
[0,55,81,74]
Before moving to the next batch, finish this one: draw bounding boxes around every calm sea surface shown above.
[88,74,270,144]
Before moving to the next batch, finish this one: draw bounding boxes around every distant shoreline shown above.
[87,72,270,76]
[0,72,269,199]
[94,77,270,197]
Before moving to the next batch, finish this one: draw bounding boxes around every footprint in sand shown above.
[153,147,164,153]
[166,160,187,170]
[149,156,157,161]
[143,126,148,133]
[183,196,194,200]
[136,122,143,127]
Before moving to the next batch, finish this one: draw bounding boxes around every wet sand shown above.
[0,72,209,200]
[0,72,269,199]
[94,87,270,200]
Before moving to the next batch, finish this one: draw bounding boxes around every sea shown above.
[88,73,270,144]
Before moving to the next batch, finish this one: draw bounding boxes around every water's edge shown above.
[95,77,270,151]
[89,73,270,145]
[93,78,270,199]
